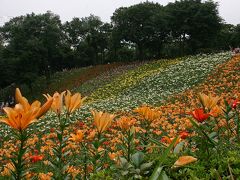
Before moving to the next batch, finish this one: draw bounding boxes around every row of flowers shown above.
[89,58,181,101]
[73,62,145,97]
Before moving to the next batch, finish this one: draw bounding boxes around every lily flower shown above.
[65,90,87,114]
[161,136,181,147]
[209,105,223,117]
[91,110,116,134]
[199,93,220,110]
[117,116,136,131]
[69,130,84,142]
[44,91,65,115]
[173,156,197,168]
[134,106,159,122]
[180,131,189,139]
[230,99,240,109]
[188,108,210,123]
[0,88,53,131]
[29,154,44,163]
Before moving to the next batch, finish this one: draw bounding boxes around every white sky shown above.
[0,0,239,26]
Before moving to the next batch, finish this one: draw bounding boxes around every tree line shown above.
[0,0,239,91]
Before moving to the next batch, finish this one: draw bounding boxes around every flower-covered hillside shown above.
[80,52,231,113]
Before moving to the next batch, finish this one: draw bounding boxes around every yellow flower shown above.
[173,156,197,167]
[0,88,53,130]
[69,130,84,142]
[199,93,220,110]
[44,91,65,115]
[65,90,86,113]
[91,110,116,134]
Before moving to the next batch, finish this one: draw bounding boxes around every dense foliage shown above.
[0,0,239,98]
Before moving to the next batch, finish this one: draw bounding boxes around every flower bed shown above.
[0,53,239,179]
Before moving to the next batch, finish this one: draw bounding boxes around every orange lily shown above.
[44,91,65,115]
[161,136,181,147]
[117,116,136,131]
[108,152,118,161]
[199,93,220,110]
[69,130,84,142]
[134,106,159,122]
[65,90,87,113]
[209,105,223,117]
[0,88,53,131]
[1,163,15,176]
[91,110,116,134]
[173,156,197,167]
[180,131,189,139]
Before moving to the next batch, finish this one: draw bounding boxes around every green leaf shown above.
[174,141,184,154]
[149,137,167,148]
[150,137,178,180]
[159,170,170,180]
[189,119,216,146]
[119,157,128,167]
[131,151,145,168]
[209,132,217,139]
[63,150,71,157]
[140,162,153,171]
[150,166,164,180]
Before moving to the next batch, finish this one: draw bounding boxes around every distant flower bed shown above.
[89,58,181,102]
[80,52,231,114]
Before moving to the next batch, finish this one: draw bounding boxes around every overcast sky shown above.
[0,0,239,26]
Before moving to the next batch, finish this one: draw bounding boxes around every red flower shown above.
[50,128,55,133]
[78,122,85,128]
[30,155,44,163]
[189,108,210,123]
[103,141,110,146]
[180,131,189,139]
[33,149,39,154]
[161,136,171,144]
[231,99,239,109]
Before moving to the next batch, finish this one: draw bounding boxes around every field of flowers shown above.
[79,52,231,113]
[0,52,239,179]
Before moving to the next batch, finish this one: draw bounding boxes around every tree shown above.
[166,0,222,54]
[215,23,235,50]
[0,12,64,90]
[111,2,167,60]
[231,24,240,47]
[63,15,112,65]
